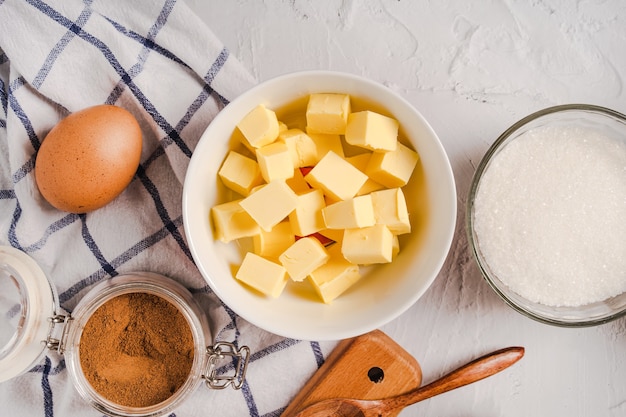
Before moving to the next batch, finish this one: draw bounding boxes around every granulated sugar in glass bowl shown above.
[467,104,626,326]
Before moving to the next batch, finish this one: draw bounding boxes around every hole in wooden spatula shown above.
[368,366,384,383]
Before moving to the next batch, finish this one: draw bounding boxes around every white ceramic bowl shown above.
[183,71,456,341]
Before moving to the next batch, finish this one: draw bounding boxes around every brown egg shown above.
[35,105,142,213]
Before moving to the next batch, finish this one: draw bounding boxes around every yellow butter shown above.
[366,142,419,188]
[306,93,351,135]
[239,181,298,231]
[249,184,265,194]
[322,195,375,229]
[236,104,280,149]
[236,252,288,297]
[211,200,260,243]
[345,111,399,152]
[279,129,318,168]
[221,97,420,304]
[371,188,411,234]
[289,189,326,237]
[342,224,394,264]
[308,244,361,304]
[255,142,295,183]
[218,151,265,196]
[345,153,385,195]
[279,236,330,282]
[232,125,256,154]
[304,151,368,201]
[285,168,311,194]
[392,234,400,259]
[318,228,344,243]
[306,131,345,163]
[253,221,296,259]
[324,194,340,207]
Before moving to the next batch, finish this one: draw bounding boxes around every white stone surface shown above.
[187,1,626,416]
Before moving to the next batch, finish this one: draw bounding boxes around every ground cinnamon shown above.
[79,292,195,408]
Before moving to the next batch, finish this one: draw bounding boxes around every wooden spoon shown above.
[293,346,524,417]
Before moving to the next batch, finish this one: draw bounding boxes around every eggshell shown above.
[35,105,142,213]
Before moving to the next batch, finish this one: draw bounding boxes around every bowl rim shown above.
[466,103,626,327]
[183,70,457,340]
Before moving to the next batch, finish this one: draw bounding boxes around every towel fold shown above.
[0,1,337,415]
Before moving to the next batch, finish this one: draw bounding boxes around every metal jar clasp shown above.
[45,314,72,354]
[203,342,250,390]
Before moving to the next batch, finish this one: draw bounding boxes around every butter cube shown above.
[324,194,340,207]
[306,131,345,163]
[345,111,399,152]
[256,142,295,183]
[322,195,375,229]
[345,153,385,195]
[392,235,400,259]
[371,188,411,234]
[306,93,351,135]
[211,200,260,243]
[239,181,298,231]
[253,221,296,259]
[318,228,344,243]
[279,237,330,282]
[249,184,265,194]
[285,168,311,194]
[304,151,368,201]
[366,142,419,188]
[289,189,326,236]
[218,151,265,196]
[342,224,394,264]
[309,244,361,304]
[232,126,256,154]
[237,104,280,148]
[279,129,318,168]
[239,121,288,155]
[236,252,288,297]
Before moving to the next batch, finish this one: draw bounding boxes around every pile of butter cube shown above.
[211,93,419,303]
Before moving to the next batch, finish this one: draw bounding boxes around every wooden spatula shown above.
[281,330,422,417]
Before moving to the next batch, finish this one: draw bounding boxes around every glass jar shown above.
[0,245,249,417]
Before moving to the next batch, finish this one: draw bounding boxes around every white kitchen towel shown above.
[0,0,337,415]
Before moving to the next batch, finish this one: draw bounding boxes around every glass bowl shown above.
[467,104,626,327]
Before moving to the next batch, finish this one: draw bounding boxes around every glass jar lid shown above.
[0,245,58,382]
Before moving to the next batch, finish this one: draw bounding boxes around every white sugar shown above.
[473,125,626,307]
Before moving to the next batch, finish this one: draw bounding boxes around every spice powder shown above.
[79,292,195,408]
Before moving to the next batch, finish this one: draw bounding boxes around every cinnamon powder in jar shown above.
[79,292,195,408]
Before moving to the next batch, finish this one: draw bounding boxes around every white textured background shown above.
[187,1,626,416]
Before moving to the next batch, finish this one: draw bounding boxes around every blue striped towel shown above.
[0,0,336,415]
